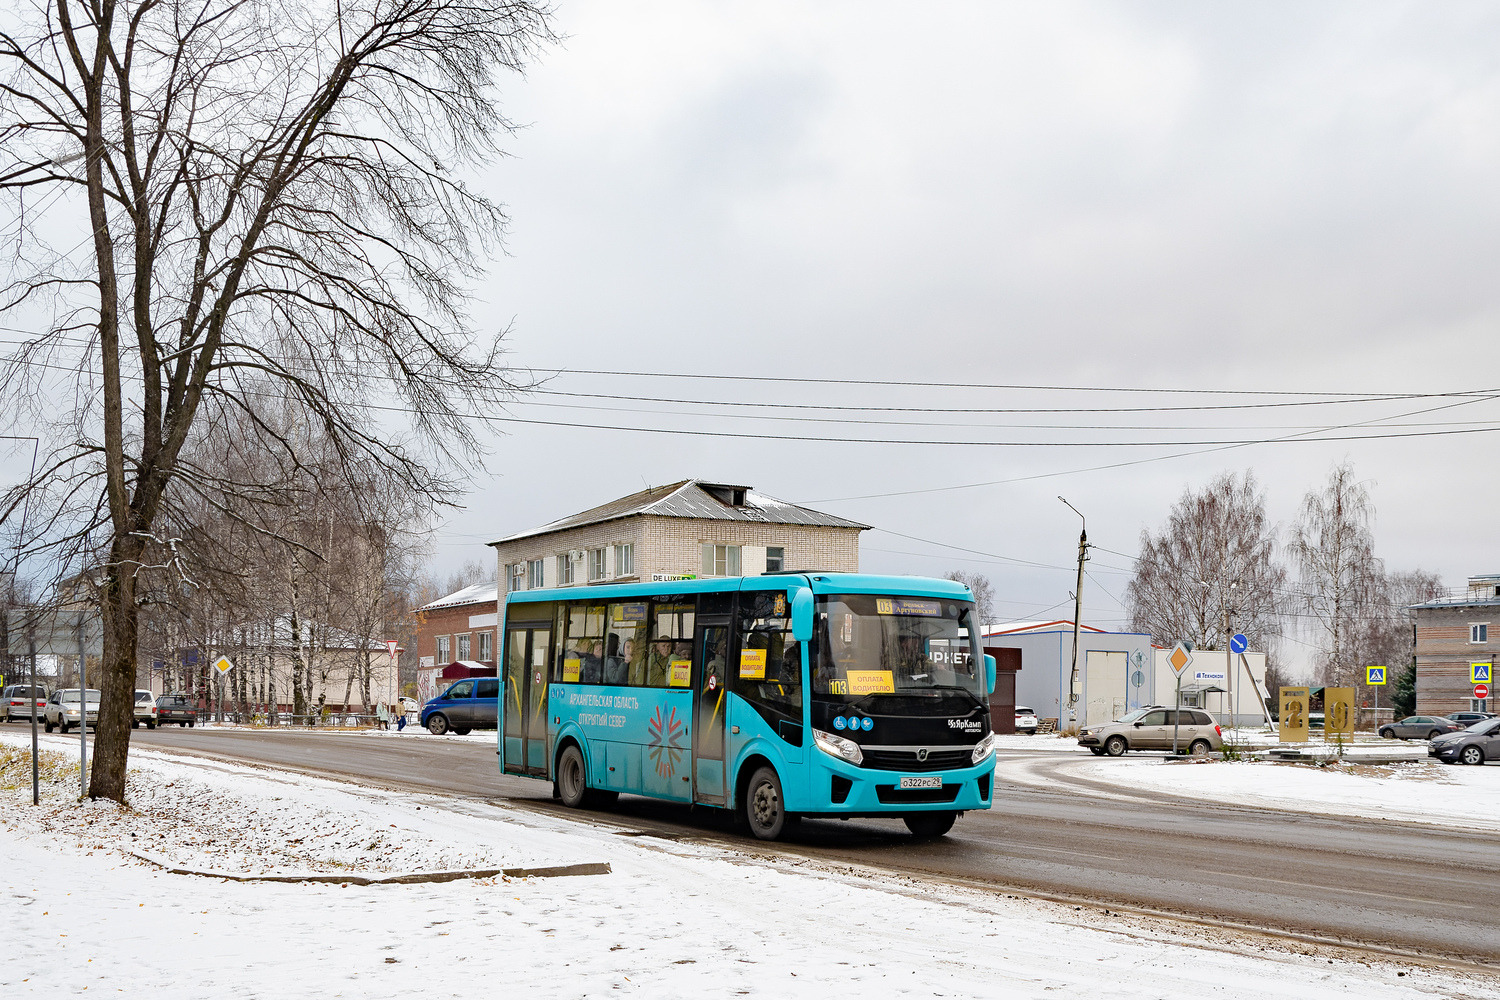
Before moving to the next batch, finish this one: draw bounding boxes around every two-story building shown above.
[489,479,867,591]
[413,480,869,701]
[1412,574,1499,716]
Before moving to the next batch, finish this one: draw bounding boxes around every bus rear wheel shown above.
[904,811,957,839]
[742,766,796,841]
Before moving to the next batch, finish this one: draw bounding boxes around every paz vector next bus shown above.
[499,572,999,840]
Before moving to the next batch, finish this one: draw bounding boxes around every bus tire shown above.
[557,744,589,808]
[742,766,793,841]
[903,811,957,838]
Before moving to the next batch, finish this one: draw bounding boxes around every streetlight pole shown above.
[1059,497,1088,733]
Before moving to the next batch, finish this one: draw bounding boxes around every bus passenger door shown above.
[504,628,551,777]
[693,621,730,806]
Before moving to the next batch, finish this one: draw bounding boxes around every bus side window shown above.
[734,593,803,746]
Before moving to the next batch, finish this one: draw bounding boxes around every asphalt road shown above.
[127,728,1500,964]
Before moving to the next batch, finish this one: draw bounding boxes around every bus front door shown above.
[504,627,551,777]
[693,621,730,805]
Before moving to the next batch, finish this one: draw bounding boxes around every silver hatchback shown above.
[1078,707,1223,757]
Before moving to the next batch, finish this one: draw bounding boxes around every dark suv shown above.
[155,693,198,727]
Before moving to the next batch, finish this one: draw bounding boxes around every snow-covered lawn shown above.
[1,732,1495,999]
[1072,755,1500,832]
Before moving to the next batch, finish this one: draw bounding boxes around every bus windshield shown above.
[811,594,984,703]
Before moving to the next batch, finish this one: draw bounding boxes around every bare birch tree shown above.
[0,0,553,800]
[1289,462,1385,688]
[1126,471,1286,651]
[944,570,995,624]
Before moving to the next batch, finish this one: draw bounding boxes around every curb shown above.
[125,851,610,885]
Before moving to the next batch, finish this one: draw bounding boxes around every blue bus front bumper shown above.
[796,752,995,816]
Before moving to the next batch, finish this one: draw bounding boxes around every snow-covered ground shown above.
[2,733,1496,998]
[1069,755,1500,833]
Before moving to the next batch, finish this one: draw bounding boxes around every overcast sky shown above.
[345,3,1500,661]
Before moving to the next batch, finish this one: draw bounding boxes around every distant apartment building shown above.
[1412,574,1499,716]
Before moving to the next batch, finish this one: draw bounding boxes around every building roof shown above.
[490,480,870,545]
[1411,596,1500,611]
[419,581,498,613]
[982,620,1115,636]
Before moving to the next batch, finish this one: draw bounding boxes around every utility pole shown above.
[1060,497,1088,732]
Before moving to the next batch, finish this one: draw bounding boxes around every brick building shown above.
[1412,573,1499,716]
[413,581,498,701]
[489,480,867,592]
[412,481,868,701]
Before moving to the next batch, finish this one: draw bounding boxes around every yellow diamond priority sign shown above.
[1167,642,1193,675]
[213,655,233,676]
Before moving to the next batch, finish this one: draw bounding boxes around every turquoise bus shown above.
[500,572,998,840]
[498,575,1002,839]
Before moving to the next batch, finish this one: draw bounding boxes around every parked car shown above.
[1445,711,1496,728]
[155,693,198,727]
[43,688,101,733]
[1014,706,1038,735]
[2,684,47,722]
[132,689,158,729]
[1377,715,1466,740]
[1429,717,1500,765]
[420,676,499,736]
[1078,707,1223,757]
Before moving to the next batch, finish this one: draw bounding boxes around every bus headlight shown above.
[813,729,863,766]
[972,732,1000,765]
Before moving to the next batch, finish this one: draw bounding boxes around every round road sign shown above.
[1229,633,1248,654]
[1476,683,1490,700]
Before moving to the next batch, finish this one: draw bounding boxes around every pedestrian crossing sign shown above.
[1365,666,1385,685]
[1472,662,1493,684]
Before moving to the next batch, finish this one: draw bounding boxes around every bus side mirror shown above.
[791,589,814,642]
[984,654,996,695]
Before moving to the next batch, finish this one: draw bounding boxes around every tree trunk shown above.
[89,538,144,801]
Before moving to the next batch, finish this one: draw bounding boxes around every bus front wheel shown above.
[557,744,589,808]
[904,811,957,839]
[743,766,796,841]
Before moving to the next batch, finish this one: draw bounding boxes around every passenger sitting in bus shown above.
[579,640,604,684]
[603,633,629,686]
[646,638,675,687]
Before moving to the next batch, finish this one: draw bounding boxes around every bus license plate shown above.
[898,775,943,790]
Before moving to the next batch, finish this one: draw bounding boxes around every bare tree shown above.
[1348,568,1445,709]
[1126,471,1286,651]
[943,570,995,624]
[1289,462,1386,688]
[0,0,553,800]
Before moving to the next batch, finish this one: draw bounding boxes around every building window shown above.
[1472,623,1489,643]
[589,547,607,581]
[437,636,451,662]
[765,546,785,573]
[506,563,524,593]
[702,543,742,577]
[528,559,544,589]
[478,630,493,661]
[557,553,575,586]
[614,543,634,577]
[457,634,471,660]
[1473,697,1490,712]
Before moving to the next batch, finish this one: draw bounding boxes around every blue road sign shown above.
[1366,666,1386,685]
[1229,633,1248,655]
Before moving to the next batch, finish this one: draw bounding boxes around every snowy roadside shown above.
[1067,755,1500,833]
[2,733,1497,999]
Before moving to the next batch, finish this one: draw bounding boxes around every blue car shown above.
[421,677,499,736]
